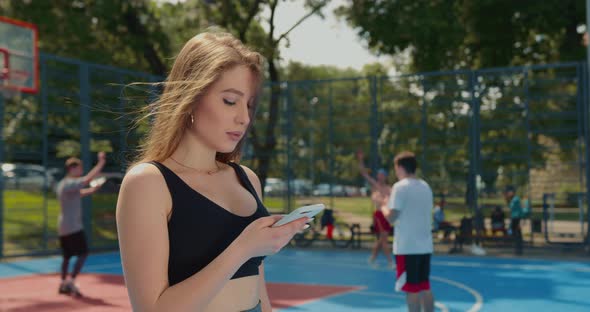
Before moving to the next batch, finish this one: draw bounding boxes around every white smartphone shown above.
[89,176,106,188]
[272,204,325,228]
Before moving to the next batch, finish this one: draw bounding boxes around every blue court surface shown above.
[1,248,589,311]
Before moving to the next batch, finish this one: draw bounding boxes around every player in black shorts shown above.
[55,153,106,297]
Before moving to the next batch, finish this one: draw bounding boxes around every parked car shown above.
[1,163,56,191]
[313,183,347,197]
[344,185,362,197]
[291,179,313,196]
[264,178,286,196]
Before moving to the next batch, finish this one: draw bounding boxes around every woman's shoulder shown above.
[122,163,167,191]
[117,162,172,218]
[234,163,261,185]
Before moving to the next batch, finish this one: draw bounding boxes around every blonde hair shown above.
[130,31,264,169]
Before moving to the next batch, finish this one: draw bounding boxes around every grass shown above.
[2,190,119,256]
[264,195,472,224]
[263,196,375,217]
[264,195,586,224]
[2,191,586,256]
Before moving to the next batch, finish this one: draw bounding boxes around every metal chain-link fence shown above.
[1,54,588,257]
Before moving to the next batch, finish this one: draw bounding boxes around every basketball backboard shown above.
[0,16,38,95]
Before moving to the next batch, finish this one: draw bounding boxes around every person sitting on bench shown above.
[432,200,456,240]
[490,206,507,235]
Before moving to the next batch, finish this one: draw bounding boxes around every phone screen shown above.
[272,204,325,227]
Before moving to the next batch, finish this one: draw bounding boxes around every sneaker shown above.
[367,257,378,268]
[58,281,71,295]
[69,282,83,298]
[470,243,487,256]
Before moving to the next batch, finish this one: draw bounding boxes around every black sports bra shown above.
[149,161,270,286]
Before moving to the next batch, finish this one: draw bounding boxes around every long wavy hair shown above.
[130,31,264,169]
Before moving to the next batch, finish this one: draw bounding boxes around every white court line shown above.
[358,290,449,312]
[433,260,590,273]
[87,256,590,274]
[273,253,483,312]
[275,252,590,273]
[272,285,369,312]
[84,259,460,312]
[435,301,450,312]
[84,254,486,311]
[431,276,483,312]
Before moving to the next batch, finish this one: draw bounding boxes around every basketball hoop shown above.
[0,16,39,97]
[0,68,29,98]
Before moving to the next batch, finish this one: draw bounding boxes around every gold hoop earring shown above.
[190,114,194,124]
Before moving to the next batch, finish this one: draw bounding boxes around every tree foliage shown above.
[337,0,586,71]
[1,0,585,199]
[1,0,171,75]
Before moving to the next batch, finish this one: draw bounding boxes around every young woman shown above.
[116,31,309,312]
[356,150,394,268]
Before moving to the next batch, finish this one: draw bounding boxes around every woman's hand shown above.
[234,215,309,259]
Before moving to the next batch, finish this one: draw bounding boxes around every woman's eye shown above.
[223,99,236,105]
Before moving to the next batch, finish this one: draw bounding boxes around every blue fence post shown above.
[584,62,590,249]
[370,76,379,175]
[420,76,427,173]
[41,57,49,251]
[0,92,4,257]
[118,77,127,172]
[285,82,293,212]
[469,70,480,214]
[79,63,92,248]
[585,0,590,249]
[523,67,534,244]
[577,64,586,202]
[328,82,335,209]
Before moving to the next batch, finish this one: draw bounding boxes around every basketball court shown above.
[1,249,590,311]
[1,10,590,312]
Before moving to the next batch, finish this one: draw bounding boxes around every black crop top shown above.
[149,161,270,286]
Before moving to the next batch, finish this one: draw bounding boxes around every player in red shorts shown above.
[357,150,394,269]
[383,151,435,312]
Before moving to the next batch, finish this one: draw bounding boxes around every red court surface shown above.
[0,273,361,311]
[267,282,362,309]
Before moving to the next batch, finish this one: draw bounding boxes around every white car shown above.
[313,183,347,197]
[1,163,56,191]
[264,178,286,196]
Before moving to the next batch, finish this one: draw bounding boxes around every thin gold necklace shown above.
[169,156,223,175]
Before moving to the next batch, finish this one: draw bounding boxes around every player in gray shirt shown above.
[56,152,106,297]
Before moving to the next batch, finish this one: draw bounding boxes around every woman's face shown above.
[191,65,256,153]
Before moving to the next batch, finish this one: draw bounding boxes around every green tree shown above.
[190,0,329,191]
[336,0,586,71]
[337,0,585,196]
[1,0,171,75]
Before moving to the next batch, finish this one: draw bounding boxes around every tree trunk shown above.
[122,10,168,76]
[255,58,281,194]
